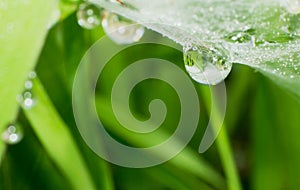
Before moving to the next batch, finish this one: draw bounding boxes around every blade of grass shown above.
[22,79,110,190]
[251,76,300,189]
[95,96,226,189]
[0,0,57,161]
[199,85,242,190]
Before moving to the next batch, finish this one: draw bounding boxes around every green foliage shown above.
[1,1,300,190]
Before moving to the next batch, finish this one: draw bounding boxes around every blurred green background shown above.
[1,6,300,190]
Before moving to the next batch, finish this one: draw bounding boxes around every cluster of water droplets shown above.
[2,124,23,145]
[76,1,145,44]
[75,0,300,85]
[17,71,37,110]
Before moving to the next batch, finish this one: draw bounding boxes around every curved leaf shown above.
[91,0,300,98]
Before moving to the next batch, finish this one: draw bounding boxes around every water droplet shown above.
[183,45,232,85]
[2,124,23,145]
[28,71,37,79]
[77,3,102,29]
[24,80,33,90]
[225,29,255,44]
[102,11,145,44]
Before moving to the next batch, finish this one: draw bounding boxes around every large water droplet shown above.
[183,45,232,85]
[77,3,102,29]
[225,29,255,44]
[102,11,145,44]
[2,124,23,145]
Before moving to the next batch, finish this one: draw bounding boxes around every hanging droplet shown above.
[77,3,102,29]
[225,31,252,44]
[102,11,145,44]
[183,45,232,85]
[282,0,300,14]
[2,124,24,145]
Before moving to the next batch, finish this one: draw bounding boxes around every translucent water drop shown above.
[183,45,232,85]
[24,80,33,90]
[28,71,37,79]
[2,124,23,145]
[226,30,253,44]
[77,3,102,29]
[102,11,145,44]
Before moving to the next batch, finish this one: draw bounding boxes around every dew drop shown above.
[102,11,145,44]
[28,71,37,79]
[24,80,33,90]
[183,45,232,85]
[76,3,102,29]
[2,124,23,145]
[225,29,256,45]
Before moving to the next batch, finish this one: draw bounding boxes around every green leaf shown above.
[252,76,300,189]
[0,0,57,160]
[23,79,98,190]
[90,0,300,98]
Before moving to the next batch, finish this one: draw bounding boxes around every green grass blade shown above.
[199,86,242,190]
[0,0,57,160]
[95,96,225,189]
[23,79,98,190]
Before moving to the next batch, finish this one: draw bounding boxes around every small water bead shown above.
[226,31,253,44]
[28,71,37,79]
[77,3,102,29]
[102,11,145,44]
[183,45,232,85]
[24,80,33,90]
[2,124,23,145]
